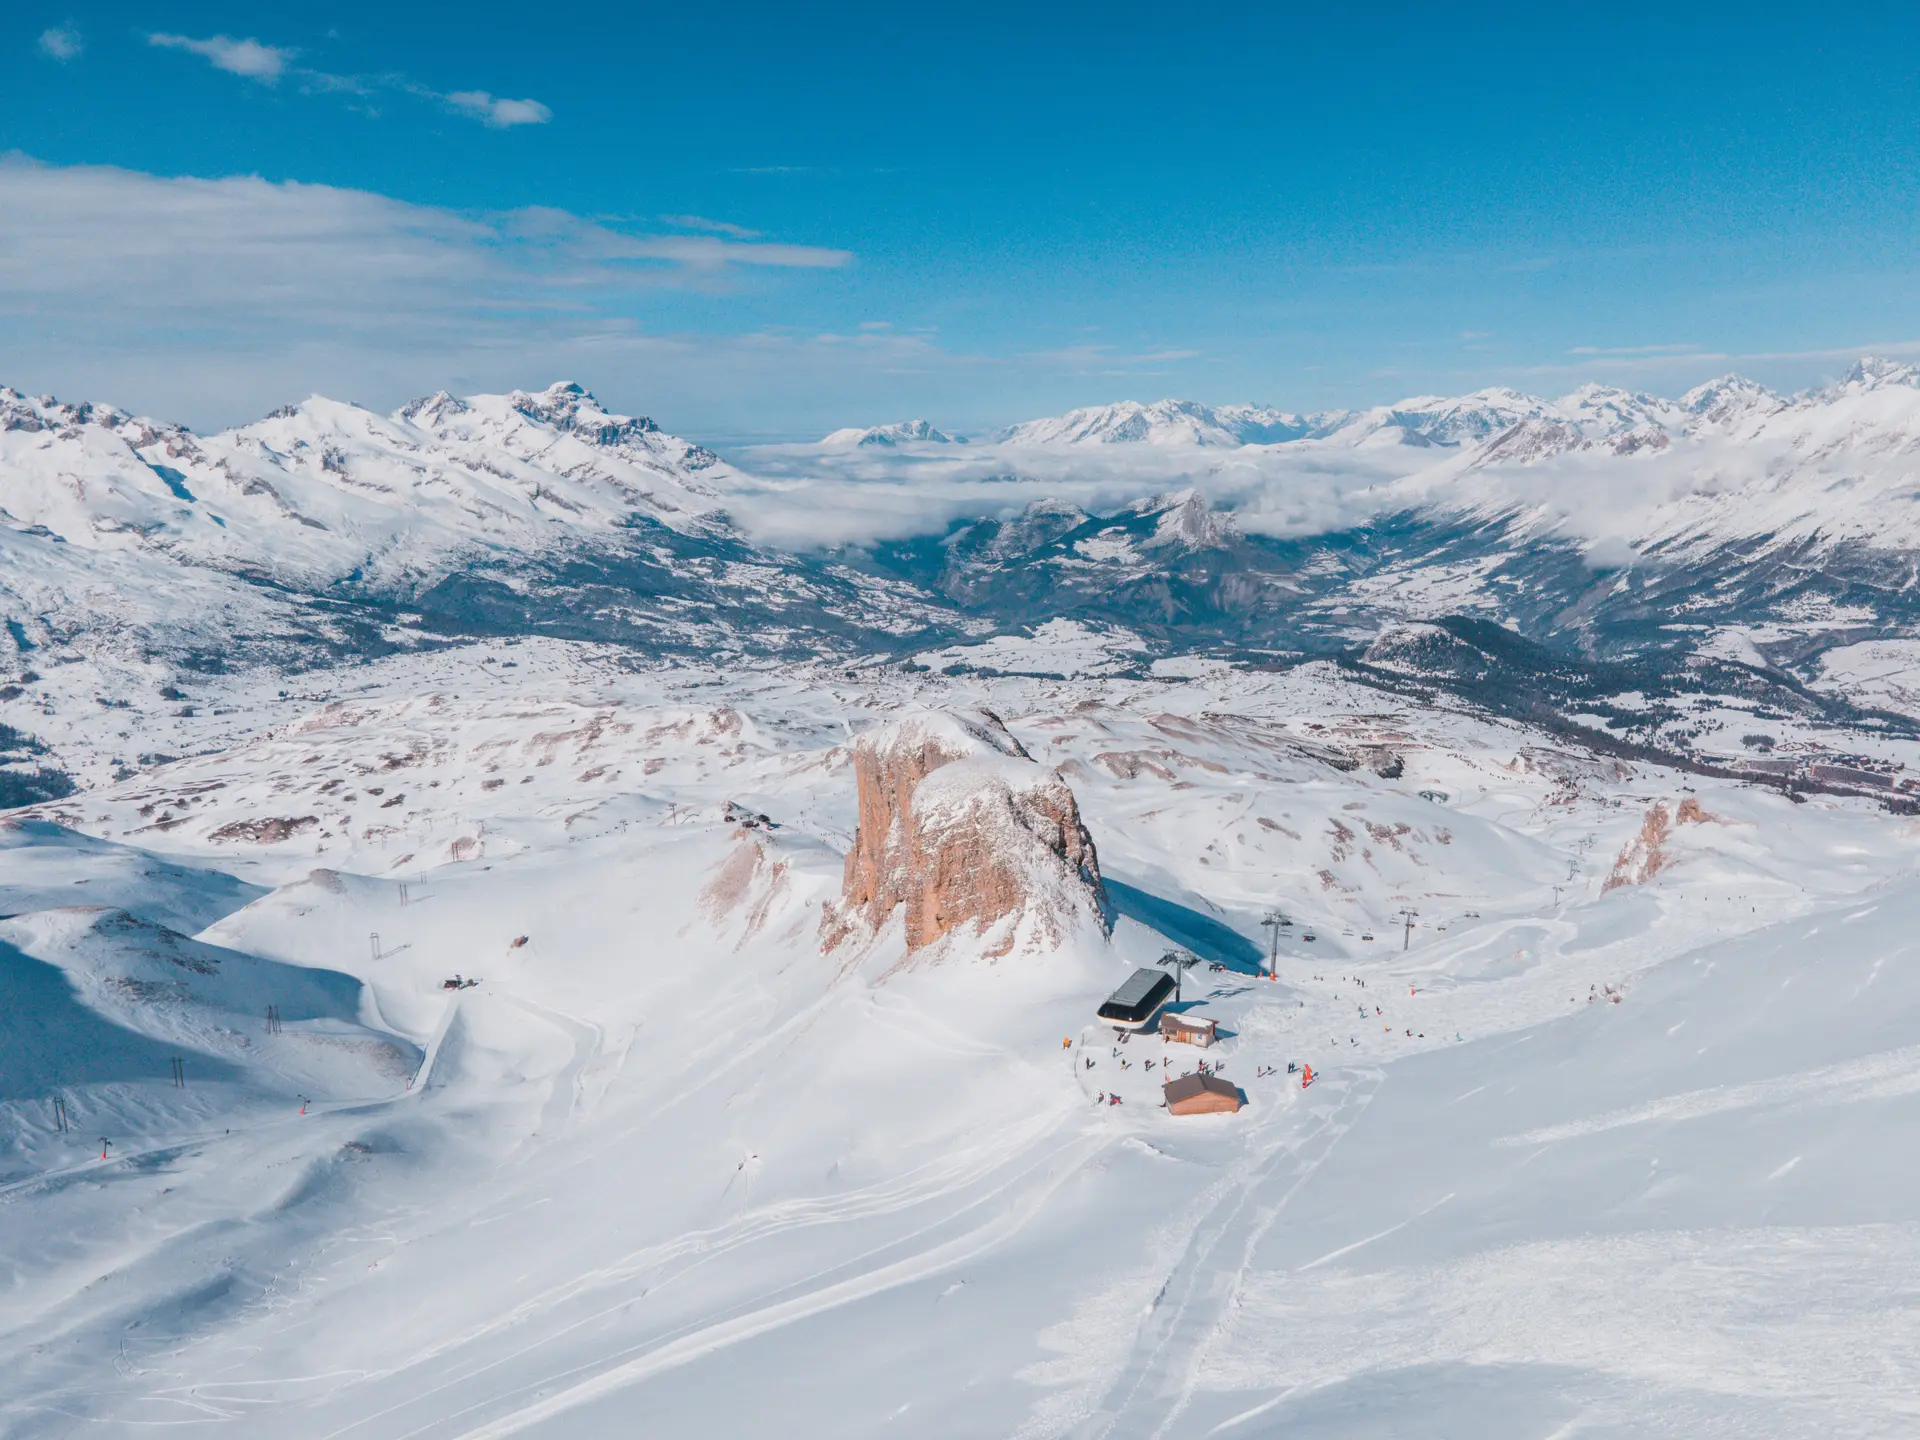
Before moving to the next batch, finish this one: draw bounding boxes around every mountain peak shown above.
[997,399,1308,448]
[821,418,956,447]
[1829,355,1920,395]
[506,382,659,443]
[1127,488,1232,550]
[1678,374,1781,427]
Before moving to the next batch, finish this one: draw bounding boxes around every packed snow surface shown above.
[1,639,1917,1436]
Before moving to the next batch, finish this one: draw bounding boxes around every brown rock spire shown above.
[823,708,1110,957]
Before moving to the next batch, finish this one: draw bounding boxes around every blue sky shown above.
[7,2,1920,437]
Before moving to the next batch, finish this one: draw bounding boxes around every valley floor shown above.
[2,641,1916,1437]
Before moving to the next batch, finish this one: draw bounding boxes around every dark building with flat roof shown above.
[1098,968,1176,1027]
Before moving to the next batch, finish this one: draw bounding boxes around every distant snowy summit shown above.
[785,356,1920,460]
[994,399,1325,447]
[820,419,958,447]
[990,377,1797,452]
[0,378,736,587]
[811,372,1817,454]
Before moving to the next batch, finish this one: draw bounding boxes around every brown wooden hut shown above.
[1163,1073,1243,1115]
[1159,1012,1216,1047]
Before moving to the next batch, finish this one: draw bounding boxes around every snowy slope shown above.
[1393,356,1920,557]
[2,641,1919,1435]
[18,339,1920,1438]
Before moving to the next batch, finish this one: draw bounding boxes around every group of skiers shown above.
[1071,959,1461,1109]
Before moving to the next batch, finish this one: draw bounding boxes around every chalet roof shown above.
[1162,1011,1215,1032]
[1162,1072,1238,1106]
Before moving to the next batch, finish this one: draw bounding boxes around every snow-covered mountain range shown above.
[822,368,1802,452]
[0,379,729,585]
[13,357,1920,805]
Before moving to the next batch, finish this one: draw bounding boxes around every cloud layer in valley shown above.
[722,436,1431,550]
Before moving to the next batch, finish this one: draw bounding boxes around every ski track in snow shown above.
[1075,1069,1383,1440]
[1496,1041,1920,1147]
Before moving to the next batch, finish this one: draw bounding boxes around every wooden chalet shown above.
[1163,1072,1243,1115]
[1159,1012,1217,1047]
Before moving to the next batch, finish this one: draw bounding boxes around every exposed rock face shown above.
[823,709,1110,957]
[1602,796,1715,892]
[699,830,794,950]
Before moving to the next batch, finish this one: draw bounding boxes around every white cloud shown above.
[447,91,552,128]
[149,32,291,82]
[37,25,82,61]
[662,215,762,240]
[0,156,863,430]
[606,233,851,270]
[724,429,1417,550]
[0,157,848,315]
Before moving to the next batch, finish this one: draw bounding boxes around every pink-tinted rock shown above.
[824,709,1109,957]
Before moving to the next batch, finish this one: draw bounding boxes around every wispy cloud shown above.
[145,31,549,127]
[149,32,290,82]
[615,234,850,270]
[662,214,761,240]
[37,25,82,62]
[446,91,551,128]
[1568,342,1700,356]
[1027,343,1201,371]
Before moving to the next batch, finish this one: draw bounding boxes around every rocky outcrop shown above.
[1602,796,1715,892]
[822,709,1110,957]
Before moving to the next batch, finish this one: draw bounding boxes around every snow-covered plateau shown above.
[7,364,1920,1436]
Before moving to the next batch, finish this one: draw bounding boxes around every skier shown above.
[1301,1064,1315,1089]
